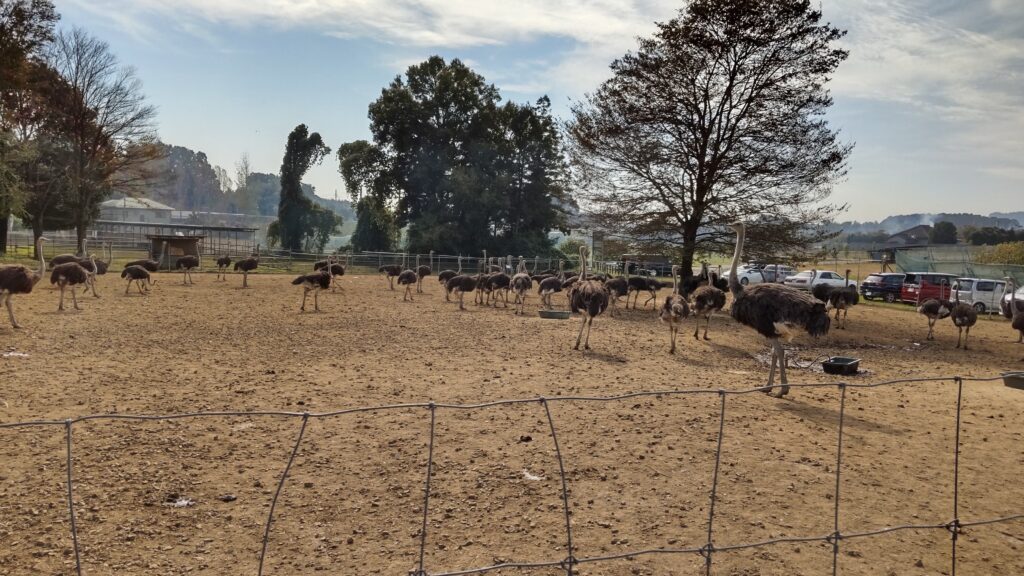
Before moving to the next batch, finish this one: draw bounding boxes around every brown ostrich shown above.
[659,265,690,354]
[121,265,152,295]
[416,251,433,293]
[216,255,232,281]
[537,260,564,310]
[727,223,830,397]
[511,257,533,315]
[292,269,331,312]
[397,254,418,302]
[690,271,726,340]
[446,273,479,311]
[950,290,978,350]
[603,261,629,317]
[176,249,201,285]
[437,256,462,301]
[568,246,609,351]
[234,244,260,288]
[314,255,346,291]
[0,237,48,328]
[51,254,93,311]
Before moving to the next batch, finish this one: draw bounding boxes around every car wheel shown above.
[740,277,748,286]
[973,302,985,313]
[883,293,896,303]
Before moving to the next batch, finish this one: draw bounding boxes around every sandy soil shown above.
[1,270,1023,576]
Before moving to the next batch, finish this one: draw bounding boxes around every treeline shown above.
[337,56,572,256]
[1,2,158,252]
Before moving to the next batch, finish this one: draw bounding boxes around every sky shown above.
[54,0,1024,222]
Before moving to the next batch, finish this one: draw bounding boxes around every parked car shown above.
[732,264,795,285]
[952,278,1007,313]
[783,270,855,291]
[899,272,957,304]
[1001,285,1024,316]
[859,273,906,303]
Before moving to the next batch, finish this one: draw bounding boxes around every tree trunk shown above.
[679,221,700,278]
[76,213,87,255]
[0,211,9,254]
[32,218,43,258]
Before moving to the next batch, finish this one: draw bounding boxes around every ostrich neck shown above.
[1012,283,1020,319]
[728,227,745,296]
[37,239,46,277]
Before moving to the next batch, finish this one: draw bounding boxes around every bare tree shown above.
[47,27,159,252]
[567,0,851,275]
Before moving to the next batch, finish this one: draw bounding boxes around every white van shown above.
[953,278,1007,313]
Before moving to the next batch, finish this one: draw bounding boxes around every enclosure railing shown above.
[2,373,1021,576]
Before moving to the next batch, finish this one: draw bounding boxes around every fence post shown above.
[65,420,83,576]
[257,413,309,576]
[541,399,576,576]
[949,376,964,576]
[830,383,848,576]
[703,391,727,576]
[413,403,437,576]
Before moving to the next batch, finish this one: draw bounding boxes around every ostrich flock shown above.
[1,224,1023,395]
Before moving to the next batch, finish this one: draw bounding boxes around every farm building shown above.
[99,197,175,224]
[147,235,204,270]
[92,220,258,257]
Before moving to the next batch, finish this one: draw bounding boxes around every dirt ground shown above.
[1,270,1022,576]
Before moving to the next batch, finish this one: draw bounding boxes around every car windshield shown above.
[865,275,885,283]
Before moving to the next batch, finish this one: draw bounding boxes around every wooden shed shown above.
[148,235,206,271]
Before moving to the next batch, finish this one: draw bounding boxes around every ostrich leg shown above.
[4,294,23,329]
[583,317,594,350]
[125,282,131,295]
[703,315,712,340]
[574,315,587,350]
[58,284,66,311]
[314,289,320,312]
[765,343,777,394]
[301,289,308,312]
[774,340,790,397]
[71,287,80,311]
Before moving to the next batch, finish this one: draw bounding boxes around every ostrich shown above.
[1001,279,1024,320]
[603,261,629,317]
[917,298,952,341]
[485,262,511,308]
[659,265,691,353]
[823,268,864,327]
[378,262,402,290]
[126,241,166,273]
[538,260,564,310]
[77,255,104,299]
[1006,278,1024,343]
[121,265,152,295]
[438,256,462,301]
[397,254,418,302]
[679,263,709,298]
[511,258,532,315]
[51,254,93,311]
[176,252,200,285]
[626,271,654,309]
[314,255,346,291]
[568,245,608,350]
[216,255,232,280]
[292,269,331,312]
[234,244,260,288]
[416,252,433,294]
[446,273,479,311]
[950,290,978,350]
[690,270,726,340]
[0,237,48,328]
[727,223,831,397]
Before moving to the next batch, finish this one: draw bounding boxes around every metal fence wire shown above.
[2,374,1023,576]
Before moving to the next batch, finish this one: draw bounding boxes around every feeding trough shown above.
[822,356,861,376]
[1003,372,1024,391]
[538,310,571,320]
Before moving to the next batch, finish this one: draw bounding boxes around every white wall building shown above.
[99,197,174,224]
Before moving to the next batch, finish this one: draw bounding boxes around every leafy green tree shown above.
[362,56,568,255]
[567,0,850,275]
[930,221,958,244]
[966,226,1016,246]
[303,204,342,253]
[350,196,397,252]
[276,124,330,251]
[976,242,1024,266]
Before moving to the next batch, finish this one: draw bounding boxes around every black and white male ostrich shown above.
[537,260,564,310]
[446,273,479,311]
[511,257,532,315]
[126,241,166,273]
[690,269,726,340]
[397,255,418,302]
[121,265,152,295]
[0,237,47,328]
[234,244,260,288]
[292,269,331,312]
[950,290,978,350]
[215,255,232,281]
[603,262,629,317]
[728,223,830,397]
[416,251,433,293]
[1006,278,1024,343]
[51,254,94,311]
[659,265,690,354]
[1001,278,1024,320]
[176,252,200,285]
[484,262,511,308]
[917,298,952,341]
[568,246,609,351]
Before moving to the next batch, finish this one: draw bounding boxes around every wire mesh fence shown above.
[2,373,1023,576]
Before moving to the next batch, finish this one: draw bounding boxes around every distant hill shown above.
[831,212,1021,235]
[990,212,1024,227]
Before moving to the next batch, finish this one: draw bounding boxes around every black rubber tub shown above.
[1003,372,1024,391]
[822,357,860,376]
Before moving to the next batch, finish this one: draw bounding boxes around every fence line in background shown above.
[2,374,1023,576]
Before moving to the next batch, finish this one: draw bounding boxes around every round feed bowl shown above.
[538,310,571,320]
